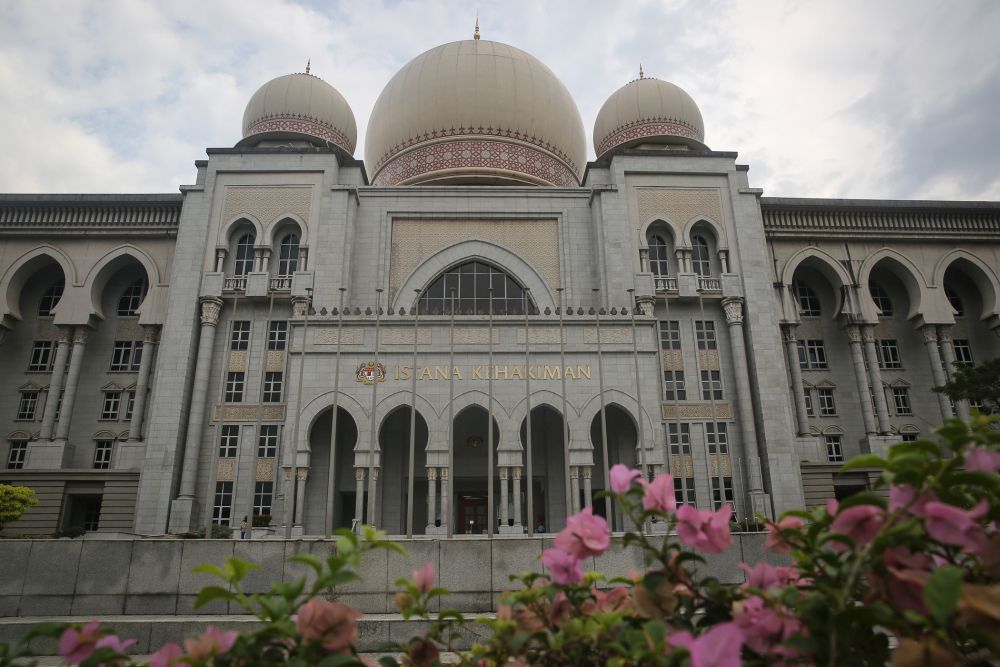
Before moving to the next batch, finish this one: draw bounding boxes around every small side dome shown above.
[239,71,357,155]
[593,76,705,159]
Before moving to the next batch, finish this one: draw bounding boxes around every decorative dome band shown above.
[595,117,703,160]
[244,116,356,154]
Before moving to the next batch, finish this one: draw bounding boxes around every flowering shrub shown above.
[0,416,997,666]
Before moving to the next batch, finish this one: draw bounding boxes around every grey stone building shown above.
[1,36,998,537]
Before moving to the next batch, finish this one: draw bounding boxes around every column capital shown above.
[721,297,744,325]
[859,324,876,343]
[141,324,162,344]
[371,467,380,481]
[354,467,365,481]
[582,466,592,479]
[296,467,309,482]
[510,467,520,480]
[55,325,74,343]
[921,325,938,344]
[936,325,954,344]
[844,324,863,344]
[440,468,449,481]
[427,467,437,480]
[200,297,224,326]
[72,326,91,345]
[569,466,579,479]
[499,466,508,480]
[781,322,799,343]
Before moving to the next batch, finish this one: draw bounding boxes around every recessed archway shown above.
[303,406,358,535]
[590,403,637,530]
[451,405,501,534]
[519,404,568,532]
[378,406,429,534]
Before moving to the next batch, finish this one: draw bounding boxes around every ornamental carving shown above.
[221,186,312,229]
[296,468,308,482]
[844,325,863,344]
[516,327,563,345]
[212,405,286,422]
[781,324,799,344]
[216,458,235,482]
[662,350,684,371]
[292,299,310,317]
[381,328,433,346]
[583,327,633,345]
[56,326,74,344]
[673,455,695,478]
[141,325,161,344]
[722,298,744,325]
[452,328,501,345]
[200,298,223,326]
[661,402,732,420]
[921,326,939,344]
[228,350,247,372]
[313,328,363,345]
[936,326,953,344]
[697,350,721,371]
[265,351,285,372]
[73,327,90,345]
[244,117,355,154]
[708,454,733,477]
[356,361,386,385]
[427,467,437,481]
[636,188,724,234]
[256,458,275,481]
[355,467,365,481]
[596,119,703,158]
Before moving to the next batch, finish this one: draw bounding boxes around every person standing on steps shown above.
[240,516,248,539]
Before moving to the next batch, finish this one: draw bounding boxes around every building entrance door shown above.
[457,495,487,534]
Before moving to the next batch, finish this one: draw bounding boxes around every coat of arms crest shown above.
[355,360,386,385]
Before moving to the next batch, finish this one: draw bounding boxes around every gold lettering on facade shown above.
[452,366,463,380]
[434,365,449,380]
[419,367,433,380]
[565,366,576,379]
[510,366,523,380]
[543,366,561,380]
[473,365,485,380]
[577,365,591,380]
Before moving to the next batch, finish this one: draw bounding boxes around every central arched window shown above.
[118,278,147,317]
[233,232,255,276]
[277,233,300,277]
[417,261,537,315]
[692,235,711,276]
[39,278,65,317]
[647,232,671,276]
[869,283,893,318]
[944,285,964,318]
[794,281,821,317]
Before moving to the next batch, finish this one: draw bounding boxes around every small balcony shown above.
[223,276,247,292]
[654,276,678,292]
[697,276,722,292]
[269,277,292,291]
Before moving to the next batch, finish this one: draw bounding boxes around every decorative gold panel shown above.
[222,186,312,227]
[516,327,563,344]
[583,327,633,344]
[661,402,733,420]
[636,187,723,231]
[313,328,363,345]
[662,350,683,371]
[697,350,720,371]
[265,351,285,372]
[212,404,287,422]
[451,328,501,345]
[228,350,247,371]
[709,455,733,477]
[216,458,235,482]
[256,458,275,481]
[671,455,695,478]
[381,328,433,345]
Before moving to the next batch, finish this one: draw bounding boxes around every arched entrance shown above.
[452,405,500,534]
[378,406,429,534]
[303,406,358,535]
[520,405,568,532]
[590,404,637,531]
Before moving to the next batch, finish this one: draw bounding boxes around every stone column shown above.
[937,327,969,420]
[293,468,308,527]
[38,326,72,441]
[439,468,450,533]
[718,249,730,273]
[127,326,159,442]
[569,467,581,514]
[168,297,223,531]
[511,467,522,530]
[723,298,770,517]
[368,467,379,528]
[861,325,891,434]
[781,324,811,436]
[426,467,438,531]
[922,326,954,420]
[845,325,878,434]
[499,467,509,528]
[53,326,89,444]
[354,468,365,528]
[582,466,593,509]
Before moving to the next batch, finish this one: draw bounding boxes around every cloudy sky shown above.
[1,0,998,200]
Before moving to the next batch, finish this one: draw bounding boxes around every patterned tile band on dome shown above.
[370,126,580,178]
[373,137,578,187]
[244,117,356,154]
[596,119,703,159]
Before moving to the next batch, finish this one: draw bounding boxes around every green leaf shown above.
[224,557,260,584]
[924,565,963,625]
[836,491,887,511]
[192,563,227,579]
[948,470,1000,491]
[839,455,889,472]
[889,440,941,459]
[194,585,236,609]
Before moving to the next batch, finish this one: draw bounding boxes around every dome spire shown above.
[639,63,644,79]
[474,15,480,40]
[305,59,311,75]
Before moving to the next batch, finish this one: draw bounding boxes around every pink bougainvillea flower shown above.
[882,547,932,614]
[966,447,1000,474]
[668,622,744,667]
[149,642,184,667]
[765,515,804,554]
[411,562,435,593]
[829,504,885,550]
[609,464,642,494]
[554,507,610,559]
[676,503,733,553]
[183,626,239,661]
[924,499,990,554]
[739,562,801,591]
[295,598,362,653]
[733,596,802,659]
[888,484,937,516]
[58,621,104,664]
[541,547,584,585]
[641,474,676,514]
[95,634,137,655]
[547,591,573,627]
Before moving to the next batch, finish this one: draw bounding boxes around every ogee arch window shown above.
[277,233,300,277]
[39,278,64,316]
[118,278,148,317]
[692,235,712,276]
[417,261,537,315]
[233,232,256,276]
[647,232,671,276]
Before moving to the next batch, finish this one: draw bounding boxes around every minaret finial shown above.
[474,14,480,40]
[305,59,311,75]
[639,63,644,79]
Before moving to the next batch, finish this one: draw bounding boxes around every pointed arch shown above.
[83,245,159,320]
[263,213,309,246]
[780,247,853,291]
[682,215,727,249]
[296,391,368,454]
[579,390,657,448]
[0,246,76,322]
[858,249,932,321]
[933,249,1000,320]
[218,214,264,247]
[373,389,445,437]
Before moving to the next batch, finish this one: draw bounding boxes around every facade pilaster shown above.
[511,467,522,530]
[781,324,811,436]
[293,468,308,527]
[921,326,954,420]
[937,326,969,420]
[426,467,438,532]
[38,326,72,441]
[861,325,892,433]
[439,467,450,533]
[845,325,878,434]
[582,466,593,509]
[354,467,365,528]
[569,467,581,514]
[117,326,160,468]
[498,466,509,529]
[52,326,89,445]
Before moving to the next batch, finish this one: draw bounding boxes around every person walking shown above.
[240,516,248,539]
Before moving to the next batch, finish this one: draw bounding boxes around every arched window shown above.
[38,278,64,316]
[869,283,893,318]
[691,235,711,277]
[417,261,537,315]
[277,233,300,277]
[944,285,964,318]
[117,278,147,317]
[647,233,671,277]
[233,232,255,276]
[794,281,821,317]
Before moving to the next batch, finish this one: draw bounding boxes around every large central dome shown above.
[365,39,586,187]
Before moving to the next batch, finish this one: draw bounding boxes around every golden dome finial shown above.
[474,15,480,40]
[305,59,311,75]
[639,63,644,79]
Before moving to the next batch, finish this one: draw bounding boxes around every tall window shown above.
[7,440,27,469]
[712,477,734,511]
[225,372,245,402]
[700,370,723,400]
[17,391,39,420]
[110,341,143,371]
[93,440,113,469]
[258,425,278,458]
[647,232,671,276]
[213,481,234,524]
[262,372,283,403]
[691,235,711,276]
[27,341,55,372]
[417,261,536,315]
[658,321,681,349]
[253,481,274,517]
[233,232,256,276]
[695,321,717,350]
[817,388,837,416]
[705,422,729,453]
[796,340,828,369]
[267,321,288,350]
[953,339,973,367]
[794,281,821,317]
[230,321,251,350]
[825,435,844,462]
[892,387,912,416]
[674,476,696,506]
[667,423,690,455]
[870,284,893,317]
[124,390,136,421]
[663,370,686,401]
[945,285,964,317]
[876,339,902,369]
[219,425,239,457]
[277,233,300,277]
[38,279,64,316]
[803,388,815,416]
[118,279,147,317]
[101,392,122,420]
